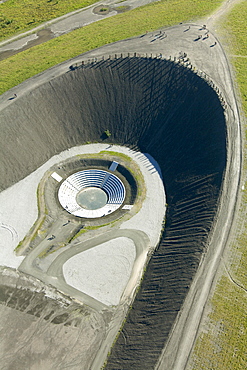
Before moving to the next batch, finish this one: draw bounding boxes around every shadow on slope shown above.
[0,57,226,369]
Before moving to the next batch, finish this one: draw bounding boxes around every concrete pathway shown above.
[18,228,149,310]
[0,0,157,60]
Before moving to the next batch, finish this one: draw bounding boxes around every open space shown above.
[0,0,246,369]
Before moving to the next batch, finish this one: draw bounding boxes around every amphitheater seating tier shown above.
[58,169,125,218]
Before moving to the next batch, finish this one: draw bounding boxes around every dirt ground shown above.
[0,0,243,369]
[0,267,104,370]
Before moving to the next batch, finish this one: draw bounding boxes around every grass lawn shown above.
[191,276,247,369]
[0,0,99,41]
[0,0,224,94]
[189,1,247,369]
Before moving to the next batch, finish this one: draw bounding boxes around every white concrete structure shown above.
[51,172,63,182]
[58,169,126,218]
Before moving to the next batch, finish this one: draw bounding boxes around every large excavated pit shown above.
[0,57,226,368]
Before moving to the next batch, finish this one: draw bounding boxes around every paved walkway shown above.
[0,0,157,60]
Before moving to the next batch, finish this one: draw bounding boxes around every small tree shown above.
[104,129,111,138]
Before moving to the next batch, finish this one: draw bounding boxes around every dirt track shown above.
[0,266,105,370]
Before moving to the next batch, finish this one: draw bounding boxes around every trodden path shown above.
[0,0,243,61]
[156,1,244,370]
[205,0,245,30]
[0,0,157,61]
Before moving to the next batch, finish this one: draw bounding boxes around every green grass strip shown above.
[221,0,247,115]
[190,2,247,369]
[0,0,224,94]
[0,0,99,41]
[191,276,247,370]
[234,58,247,116]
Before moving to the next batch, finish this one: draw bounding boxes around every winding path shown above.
[19,227,149,311]
[0,0,243,368]
[156,1,243,369]
[0,0,158,60]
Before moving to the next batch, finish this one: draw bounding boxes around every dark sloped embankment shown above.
[0,57,226,368]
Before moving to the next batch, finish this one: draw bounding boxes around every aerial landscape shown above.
[0,0,246,369]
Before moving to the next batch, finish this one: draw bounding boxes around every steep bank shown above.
[0,57,226,368]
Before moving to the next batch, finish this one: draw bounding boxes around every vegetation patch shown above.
[99,150,132,162]
[103,129,111,138]
[189,1,247,369]
[191,275,247,370]
[99,150,145,198]
[18,150,145,257]
[0,0,100,41]
[93,5,110,15]
[69,219,121,242]
[14,180,48,254]
[0,0,224,94]
[115,5,130,13]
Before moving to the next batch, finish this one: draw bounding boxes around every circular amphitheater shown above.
[58,169,126,218]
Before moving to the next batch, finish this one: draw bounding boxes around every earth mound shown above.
[0,57,226,368]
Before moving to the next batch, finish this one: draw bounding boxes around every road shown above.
[0,0,158,60]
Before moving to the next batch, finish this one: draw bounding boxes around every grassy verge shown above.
[19,150,146,257]
[189,2,247,369]
[99,150,146,198]
[223,0,247,116]
[0,0,224,94]
[0,0,99,42]
[69,220,122,242]
[191,275,246,369]
[14,179,48,255]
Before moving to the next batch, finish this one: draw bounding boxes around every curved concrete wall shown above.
[0,57,226,368]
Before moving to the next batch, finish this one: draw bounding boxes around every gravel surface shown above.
[0,144,165,269]
[0,6,242,368]
[63,237,136,306]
